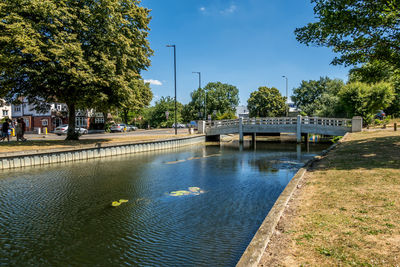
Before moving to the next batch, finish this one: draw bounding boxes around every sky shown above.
[140,0,351,106]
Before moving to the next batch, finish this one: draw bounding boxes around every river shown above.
[0,141,329,266]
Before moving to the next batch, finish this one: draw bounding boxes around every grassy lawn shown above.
[260,130,400,266]
[0,134,191,154]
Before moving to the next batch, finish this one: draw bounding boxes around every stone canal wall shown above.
[0,136,206,170]
[236,133,349,267]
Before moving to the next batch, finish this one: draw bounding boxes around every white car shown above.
[110,124,127,132]
[54,124,88,135]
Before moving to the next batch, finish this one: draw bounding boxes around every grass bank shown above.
[260,130,400,266]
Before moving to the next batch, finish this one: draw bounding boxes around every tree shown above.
[120,80,153,124]
[149,96,183,128]
[0,0,152,140]
[339,82,395,124]
[291,77,345,116]
[205,82,239,118]
[184,82,239,121]
[247,87,287,117]
[295,0,400,68]
[349,61,400,116]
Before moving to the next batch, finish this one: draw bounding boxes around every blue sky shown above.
[140,0,350,105]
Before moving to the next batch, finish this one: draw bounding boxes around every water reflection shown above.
[0,141,329,266]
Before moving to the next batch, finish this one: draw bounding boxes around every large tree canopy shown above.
[349,61,400,116]
[295,0,400,67]
[247,87,287,117]
[183,82,239,121]
[0,0,152,139]
[147,96,183,128]
[291,77,344,116]
[339,82,395,124]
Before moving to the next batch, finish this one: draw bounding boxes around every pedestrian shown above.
[15,118,22,141]
[1,119,10,142]
[21,118,27,141]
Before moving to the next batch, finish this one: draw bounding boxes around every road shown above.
[25,128,191,141]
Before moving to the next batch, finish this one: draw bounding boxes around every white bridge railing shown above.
[200,116,362,143]
[205,117,352,128]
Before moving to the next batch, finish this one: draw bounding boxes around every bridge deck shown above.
[199,116,361,143]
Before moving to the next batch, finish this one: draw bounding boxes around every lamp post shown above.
[167,44,177,135]
[282,75,288,117]
[192,71,205,120]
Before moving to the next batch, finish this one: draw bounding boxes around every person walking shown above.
[21,118,27,141]
[1,119,10,142]
[15,118,22,141]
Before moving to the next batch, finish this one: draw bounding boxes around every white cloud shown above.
[199,6,206,12]
[144,79,163,86]
[220,4,237,14]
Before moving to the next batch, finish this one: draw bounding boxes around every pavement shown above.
[0,128,197,157]
[24,128,191,140]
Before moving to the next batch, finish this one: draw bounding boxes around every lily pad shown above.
[188,187,201,192]
[169,190,191,196]
[112,201,121,207]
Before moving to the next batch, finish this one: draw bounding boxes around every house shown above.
[0,100,12,121]
[76,109,105,130]
[288,102,301,117]
[235,105,249,118]
[11,99,68,132]
[12,98,106,132]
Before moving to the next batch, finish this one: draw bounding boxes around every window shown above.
[2,110,8,116]
[14,106,21,112]
[41,119,48,126]
[57,104,62,111]
[95,117,104,124]
[75,117,86,127]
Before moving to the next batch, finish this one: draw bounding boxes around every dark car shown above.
[375,110,386,120]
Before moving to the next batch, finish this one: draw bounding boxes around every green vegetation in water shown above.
[169,187,205,197]
[111,199,129,207]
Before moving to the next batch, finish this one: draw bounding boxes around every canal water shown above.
[0,141,329,266]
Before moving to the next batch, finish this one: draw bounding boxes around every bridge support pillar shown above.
[198,120,206,134]
[296,115,302,143]
[251,133,256,149]
[304,133,309,145]
[352,116,362,132]
[251,133,256,143]
[239,117,244,143]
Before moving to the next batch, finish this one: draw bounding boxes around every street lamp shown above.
[282,75,288,117]
[167,44,177,135]
[192,71,206,120]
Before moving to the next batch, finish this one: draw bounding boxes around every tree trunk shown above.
[66,102,79,140]
[122,108,129,124]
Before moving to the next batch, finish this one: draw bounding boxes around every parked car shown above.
[127,125,138,131]
[110,124,127,132]
[375,110,386,120]
[54,125,88,135]
[172,123,186,128]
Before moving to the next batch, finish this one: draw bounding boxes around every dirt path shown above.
[259,130,400,266]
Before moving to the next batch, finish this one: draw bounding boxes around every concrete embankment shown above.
[236,134,347,267]
[0,135,205,170]
[239,129,400,266]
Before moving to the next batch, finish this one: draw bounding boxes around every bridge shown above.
[198,116,362,143]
